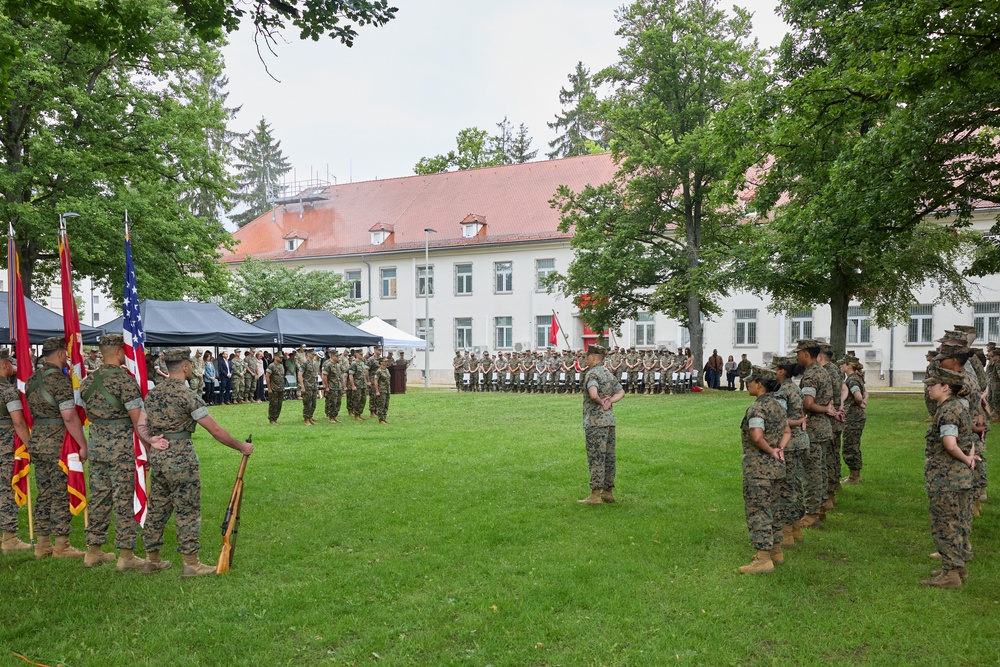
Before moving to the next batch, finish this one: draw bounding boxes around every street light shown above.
[423,227,437,391]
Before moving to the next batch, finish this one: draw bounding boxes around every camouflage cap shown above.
[770,355,793,368]
[90,346,99,353]
[0,348,11,362]
[587,344,608,356]
[925,349,939,357]
[952,325,976,334]
[934,346,971,361]
[99,333,124,348]
[274,350,284,359]
[162,347,192,362]
[749,365,777,382]
[924,366,966,386]
[793,339,821,352]
[41,336,66,354]
[936,330,966,345]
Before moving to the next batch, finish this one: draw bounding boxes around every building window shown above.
[789,310,813,342]
[380,267,396,299]
[370,230,387,245]
[462,224,478,238]
[635,313,655,347]
[455,318,473,349]
[345,270,362,300]
[92,295,100,305]
[847,306,872,344]
[285,238,303,251]
[734,309,757,346]
[416,318,435,349]
[495,316,513,349]
[536,315,553,349]
[908,305,933,344]
[383,319,397,328]
[455,263,473,295]
[93,313,100,324]
[974,302,1000,344]
[417,265,434,297]
[494,261,513,294]
[535,258,555,291]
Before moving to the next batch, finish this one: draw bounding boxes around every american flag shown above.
[122,216,150,525]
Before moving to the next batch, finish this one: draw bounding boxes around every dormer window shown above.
[460,213,486,238]
[368,222,394,246]
[371,230,387,245]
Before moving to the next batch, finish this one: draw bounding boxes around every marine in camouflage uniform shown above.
[796,339,833,526]
[986,348,1000,419]
[348,351,368,419]
[266,353,286,423]
[923,352,939,418]
[840,359,867,483]
[230,351,245,404]
[772,357,809,544]
[242,351,256,402]
[0,349,32,554]
[366,348,382,415]
[453,352,464,391]
[142,346,253,577]
[579,345,625,504]
[190,351,204,398]
[625,349,639,394]
[322,351,345,422]
[374,358,391,423]
[299,349,320,425]
[25,337,89,558]
[737,356,753,391]
[84,348,102,373]
[820,343,845,499]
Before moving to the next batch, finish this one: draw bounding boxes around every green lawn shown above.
[1,391,997,666]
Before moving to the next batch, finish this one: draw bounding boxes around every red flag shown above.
[58,221,87,516]
[549,314,559,346]
[122,216,149,525]
[8,224,32,507]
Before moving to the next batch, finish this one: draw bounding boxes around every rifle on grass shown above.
[216,435,250,574]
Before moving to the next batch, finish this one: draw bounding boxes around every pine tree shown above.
[231,117,292,228]
[547,61,606,159]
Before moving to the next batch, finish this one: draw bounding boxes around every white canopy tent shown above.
[357,317,427,349]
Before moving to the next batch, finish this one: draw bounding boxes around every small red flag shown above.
[58,222,87,516]
[549,314,559,346]
[8,225,33,507]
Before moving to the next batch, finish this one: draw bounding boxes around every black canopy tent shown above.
[0,292,102,344]
[252,308,383,348]
[100,299,277,347]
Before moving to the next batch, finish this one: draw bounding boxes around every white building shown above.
[221,154,1000,387]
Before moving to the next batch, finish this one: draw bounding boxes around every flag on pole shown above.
[549,313,559,346]
[57,220,87,516]
[122,215,149,525]
[7,224,33,507]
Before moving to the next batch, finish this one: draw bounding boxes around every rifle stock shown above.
[216,437,250,575]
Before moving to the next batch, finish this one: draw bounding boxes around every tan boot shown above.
[841,470,862,485]
[973,500,981,517]
[143,551,172,574]
[600,489,616,504]
[780,526,795,547]
[52,535,85,559]
[802,513,822,528]
[181,553,216,578]
[34,535,52,558]
[921,569,963,589]
[931,566,968,580]
[769,545,784,564]
[790,521,805,542]
[2,531,31,554]
[83,544,116,567]
[577,490,603,505]
[823,493,836,510]
[738,550,774,574]
[116,551,148,572]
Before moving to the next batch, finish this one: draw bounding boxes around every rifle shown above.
[216,436,250,575]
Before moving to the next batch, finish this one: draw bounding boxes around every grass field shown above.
[1,390,997,667]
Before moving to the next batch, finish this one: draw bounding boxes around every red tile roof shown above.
[221,154,619,263]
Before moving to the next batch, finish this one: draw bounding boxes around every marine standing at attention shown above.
[322,349,345,423]
[578,345,625,505]
[374,356,391,424]
[299,348,320,426]
[265,351,285,424]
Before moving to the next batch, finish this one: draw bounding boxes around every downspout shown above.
[361,254,372,317]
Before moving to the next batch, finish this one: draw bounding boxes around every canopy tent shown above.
[0,292,102,344]
[100,299,277,347]
[252,308,382,348]
[357,317,427,349]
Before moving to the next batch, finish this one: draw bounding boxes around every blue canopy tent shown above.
[0,292,102,344]
[100,299,277,347]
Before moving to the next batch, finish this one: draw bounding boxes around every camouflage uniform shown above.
[453,354,464,391]
[79,364,144,549]
[25,362,78,537]
[190,355,204,397]
[737,359,753,391]
[961,362,989,503]
[774,377,809,528]
[143,377,210,556]
[625,351,639,394]
[800,362,833,514]
[987,356,1000,417]
[374,366,390,421]
[242,353,256,402]
[348,357,368,417]
[924,358,939,417]
[266,359,285,422]
[153,356,168,386]
[824,359,846,489]
[741,392,787,551]
[582,364,623,491]
[842,371,867,473]
[366,354,381,413]
[322,356,344,419]
[84,353,102,373]
[926,396,974,572]
[230,354,245,403]
[0,376,25,534]
[300,355,320,421]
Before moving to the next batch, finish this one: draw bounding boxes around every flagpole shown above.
[26,481,33,544]
[553,310,571,351]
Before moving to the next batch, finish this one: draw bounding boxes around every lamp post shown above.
[423,227,437,391]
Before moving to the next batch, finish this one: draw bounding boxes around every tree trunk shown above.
[686,201,704,381]
[829,288,849,359]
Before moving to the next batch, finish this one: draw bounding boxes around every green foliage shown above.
[231,117,293,228]
[547,61,607,159]
[222,256,362,322]
[413,118,537,174]
[0,0,235,302]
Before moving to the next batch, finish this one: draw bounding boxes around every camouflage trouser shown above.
[775,447,808,527]
[325,389,342,419]
[743,477,780,551]
[831,420,844,484]
[85,456,139,549]
[350,387,367,416]
[973,439,987,496]
[454,373,462,391]
[927,484,972,571]
[375,391,389,421]
[627,372,638,392]
[584,425,616,490]
[842,412,866,471]
[244,373,255,401]
[268,391,283,422]
[34,450,74,537]
[302,388,317,420]
[804,438,828,513]
[0,451,21,533]
[145,440,201,555]
[232,374,245,402]
[824,438,841,495]
[367,384,378,412]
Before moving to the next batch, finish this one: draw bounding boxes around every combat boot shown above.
[738,551,774,575]
[973,500,982,516]
[600,489,616,504]
[83,544,116,567]
[780,526,795,547]
[931,566,968,580]
[929,551,942,560]
[841,470,862,485]
[801,513,822,528]
[1,531,31,554]
[304,418,313,426]
[116,551,148,572]
[577,490,603,505]
[769,545,784,565]
[52,535,85,559]
[34,535,52,558]
[921,569,962,589]
[143,551,172,574]
[790,521,805,542]
[181,553,216,578]
[823,492,836,510]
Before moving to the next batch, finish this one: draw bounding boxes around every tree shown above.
[221,256,362,322]
[549,0,766,375]
[413,119,537,174]
[231,117,293,228]
[0,1,235,302]
[547,62,607,159]
[729,0,996,357]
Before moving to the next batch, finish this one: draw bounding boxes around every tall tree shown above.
[547,62,607,159]
[549,0,766,375]
[231,117,293,228]
[413,119,537,174]
[0,0,236,301]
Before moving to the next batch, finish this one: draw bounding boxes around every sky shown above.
[221,0,787,187]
